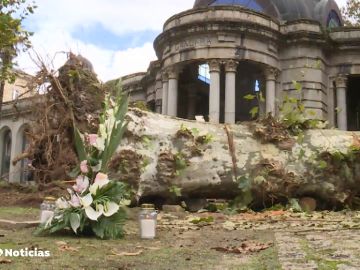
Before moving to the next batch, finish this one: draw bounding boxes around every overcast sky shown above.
[17,0,347,82]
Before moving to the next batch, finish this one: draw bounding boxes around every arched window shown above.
[254,80,260,92]
[1,130,12,179]
[12,89,19,100]
[198,64,210,84]
[211,0,264,13]
[327,10,341,28]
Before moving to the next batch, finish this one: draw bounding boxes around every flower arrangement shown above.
[36,93,131,239]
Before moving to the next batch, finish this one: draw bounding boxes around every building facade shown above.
[0,72,34,183]
[123,0,360,131]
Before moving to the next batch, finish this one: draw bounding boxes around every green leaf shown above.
[74,128,87,162]
[292,81,302,92]
[169,185,182,197]
[191,128,200,136]
[70,213,80,234]
[93,181,129,203]
[259,92,265,102]
[318,160,328,169]
[101,95,129,172]
[237,175,251,191]
[91,209,126,239]
[253,176,266,184]
[249,107,259,118]
[288,198,303,212]
[243,94,256,100]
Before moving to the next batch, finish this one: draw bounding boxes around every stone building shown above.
[123,0,360,131]
[0,71,34,182]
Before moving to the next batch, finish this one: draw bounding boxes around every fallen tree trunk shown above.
[110,109,360,208]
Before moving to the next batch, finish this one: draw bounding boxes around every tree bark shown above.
[110,109,360,208]
[0,79,5,121]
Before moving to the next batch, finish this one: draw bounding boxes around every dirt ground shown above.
[0,205,359,270]
[0,182,67,208]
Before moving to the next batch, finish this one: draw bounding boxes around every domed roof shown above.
[193,0,343,27]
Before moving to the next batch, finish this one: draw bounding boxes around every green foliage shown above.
[244,92,265,119]
[230,175,253,211]
[100,94,129,172]
[191,128,200,136]
[342,0,360,27]
[189,216,214,224]
[91,209,126,239]
[174,152,187,176]
[130,101,150,111]
[74,128,88,162]
[287,198,303,212]
[279,81,324,135]
[169,185,182,197]
[0,0,36,110]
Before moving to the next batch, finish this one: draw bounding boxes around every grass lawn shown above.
[0,207,281,270]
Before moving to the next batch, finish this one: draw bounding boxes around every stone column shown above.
[224,60,238,124]
[209,60,221,123]
[155,73,162,114]
[265,68,277,116]
[167,67,179,117]
[161,72,168,115]
[187,89,197,120]
[336,75,348,131]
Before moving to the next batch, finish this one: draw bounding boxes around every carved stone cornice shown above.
[208,59,221,73]
[335,75,348,88]
[265,67,279,81]
[224,60,239,73]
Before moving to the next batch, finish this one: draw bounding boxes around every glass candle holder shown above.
[40,196,56,223]
[139,204,158,239]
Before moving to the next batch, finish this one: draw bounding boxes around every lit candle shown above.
[139,204,157,239]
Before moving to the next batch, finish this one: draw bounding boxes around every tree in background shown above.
[0,0,36,118]
[342,0,360,27]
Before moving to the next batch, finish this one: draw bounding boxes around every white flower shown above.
[55,198,70,209]
[95,137,105,151]
[119,199,131,206]
[80,193,93,207]
[103,202,119,217]
[84,202,119,221]
[85,204,104,221]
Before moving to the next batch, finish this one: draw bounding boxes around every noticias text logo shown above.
[0,248,50,257]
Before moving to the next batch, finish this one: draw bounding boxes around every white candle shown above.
[140,219,156,239]
[40,210,54,223]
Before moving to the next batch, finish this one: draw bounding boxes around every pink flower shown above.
[89,173,110,195]
[80,160,89,174]
[87,134,98,145]
[69,194,81,208]
[73,176,89,194]
[94,173,109,186]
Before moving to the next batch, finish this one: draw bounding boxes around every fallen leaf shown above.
[222,221,236,231]
[55,241,68,246]
[146,247,161,251]
[56,241,79,252]
[0,259,12,264]
[212,241,273,254]
[111,249,143,256]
